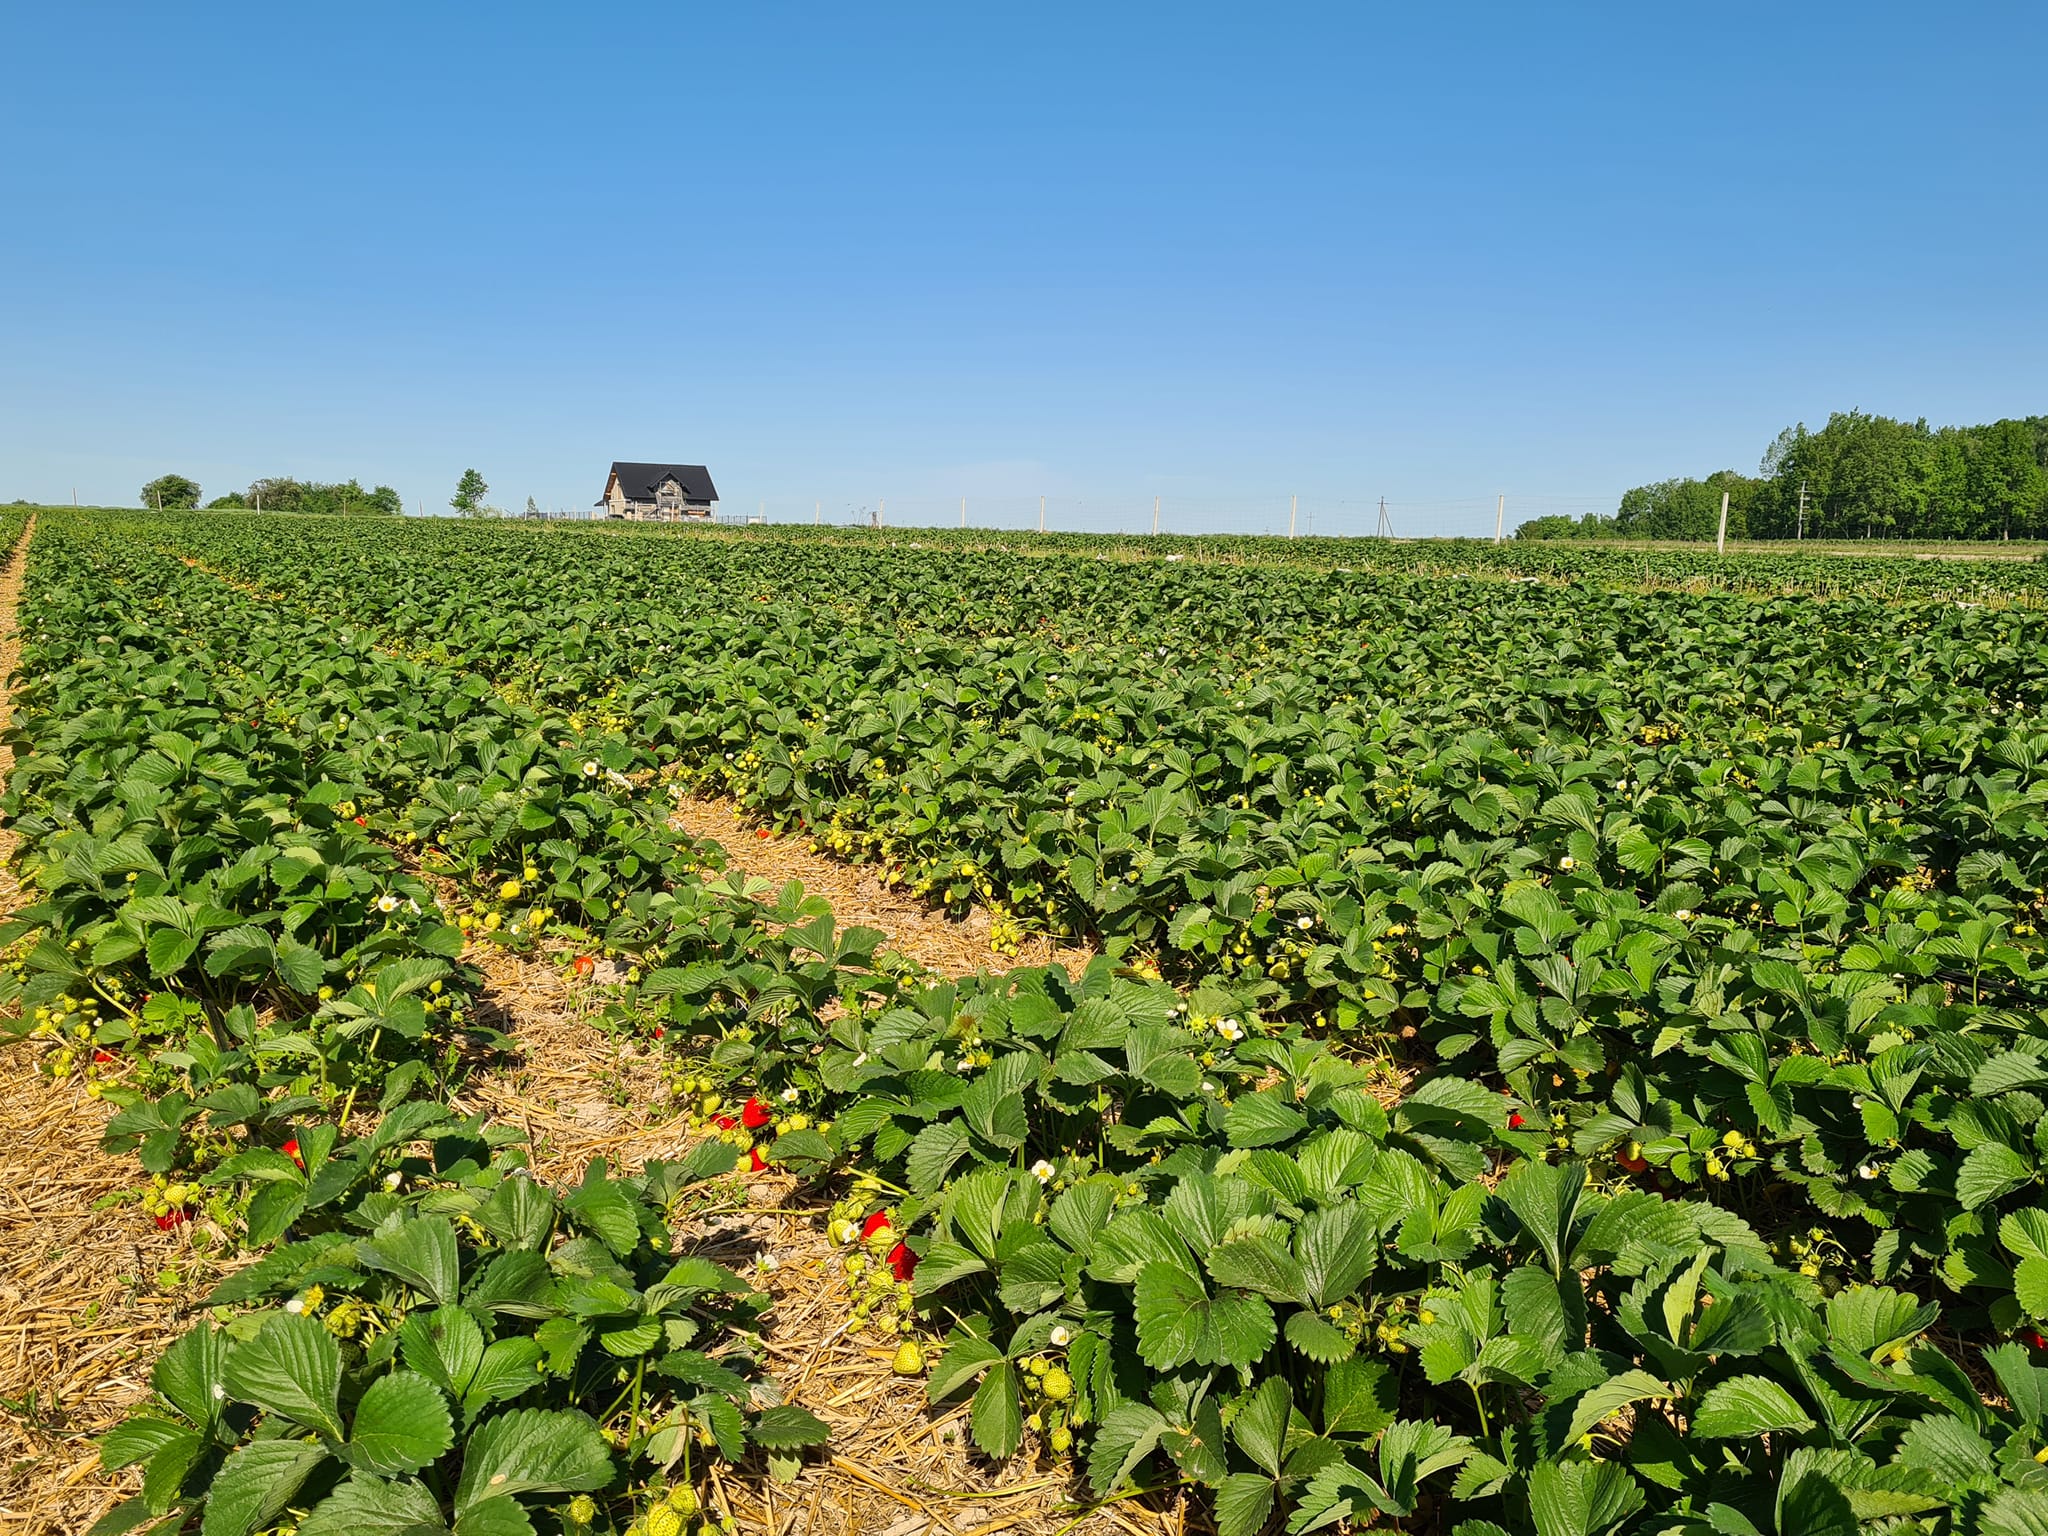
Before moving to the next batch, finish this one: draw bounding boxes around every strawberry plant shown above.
[17,505,2048,1533]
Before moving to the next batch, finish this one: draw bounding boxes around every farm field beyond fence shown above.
[8,506,2048,1536]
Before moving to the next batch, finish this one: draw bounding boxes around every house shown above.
[596,462,720,521]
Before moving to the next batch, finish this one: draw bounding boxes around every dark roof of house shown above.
[604,462,719,503]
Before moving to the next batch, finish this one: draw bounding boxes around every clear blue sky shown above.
[3,3,2042,536]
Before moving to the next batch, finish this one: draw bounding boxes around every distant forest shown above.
[1517,412,2048,542]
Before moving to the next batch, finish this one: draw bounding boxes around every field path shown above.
[0,521,209,1534]
[671,794,1099,980]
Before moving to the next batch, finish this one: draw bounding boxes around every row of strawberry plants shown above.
[668,944,2048,1533]
[40,507,2048,1532]
[2,521,865,1534]
[127,511,2048,1333]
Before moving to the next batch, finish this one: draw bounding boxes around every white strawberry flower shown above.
[384,1171,403,1190]
[1050,1326,1072,1346]
[1031,1159,1055,1182]
[1296,915,1313,930]
[285,1297,305,1314]
[1216,1018,1245,1041]
[581,760,600,776]
[376,893,400,913]
[781,1087,800,1102]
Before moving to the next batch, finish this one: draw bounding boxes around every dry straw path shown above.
[670,795,1100,981]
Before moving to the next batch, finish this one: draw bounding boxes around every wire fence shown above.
[486,490,1625,541]
[558,491,1627,541]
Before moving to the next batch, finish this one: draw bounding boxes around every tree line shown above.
[140,474,402,516]
[1516,411,2048,542]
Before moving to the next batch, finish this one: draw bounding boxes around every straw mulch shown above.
[447,928,692,1184]
[711,1200,1200,1536]
[670,797,1100,981]
[0,1062,225,1533]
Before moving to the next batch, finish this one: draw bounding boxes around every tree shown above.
[141,474,200,510]
[1968,419,2048,540]
[233,477,402,515]
[452,469,489,517]
[525,496,540,519]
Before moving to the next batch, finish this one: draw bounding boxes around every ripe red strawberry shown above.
[748,1146,768,1173]
[154,1209,189,1230]
[571,954,596,979]
[353,815,368,827]
[714,1115,737,1132]
[861,1210,894,1240]
[92,1049,115,1064]
[652,1025,665,1040]
[740,1096,773,1130]
[1617,1152,1649,1174]
[756,827,773,839]
[2026,1329,2048,1351]
[283,1137,303,1167]
[1507,1112,1526,1130]
[887,1241,917,1281]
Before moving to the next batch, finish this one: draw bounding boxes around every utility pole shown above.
[814,501,821,525]
[1377,498,1393,538]
[878,499,885,527]
[1716,489,1730,556]
[1039,495,1046,533]
[1288,493,1298,539]
[1152,495,1160,536]
[1494,493,1505,544]
[960,496,966,528]
[72,486,78,507]
[1797,479,1807,541]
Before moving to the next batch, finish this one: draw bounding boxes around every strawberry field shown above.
[11,506,2048,1536]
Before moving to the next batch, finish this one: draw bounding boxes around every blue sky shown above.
[2,3,2041,536]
